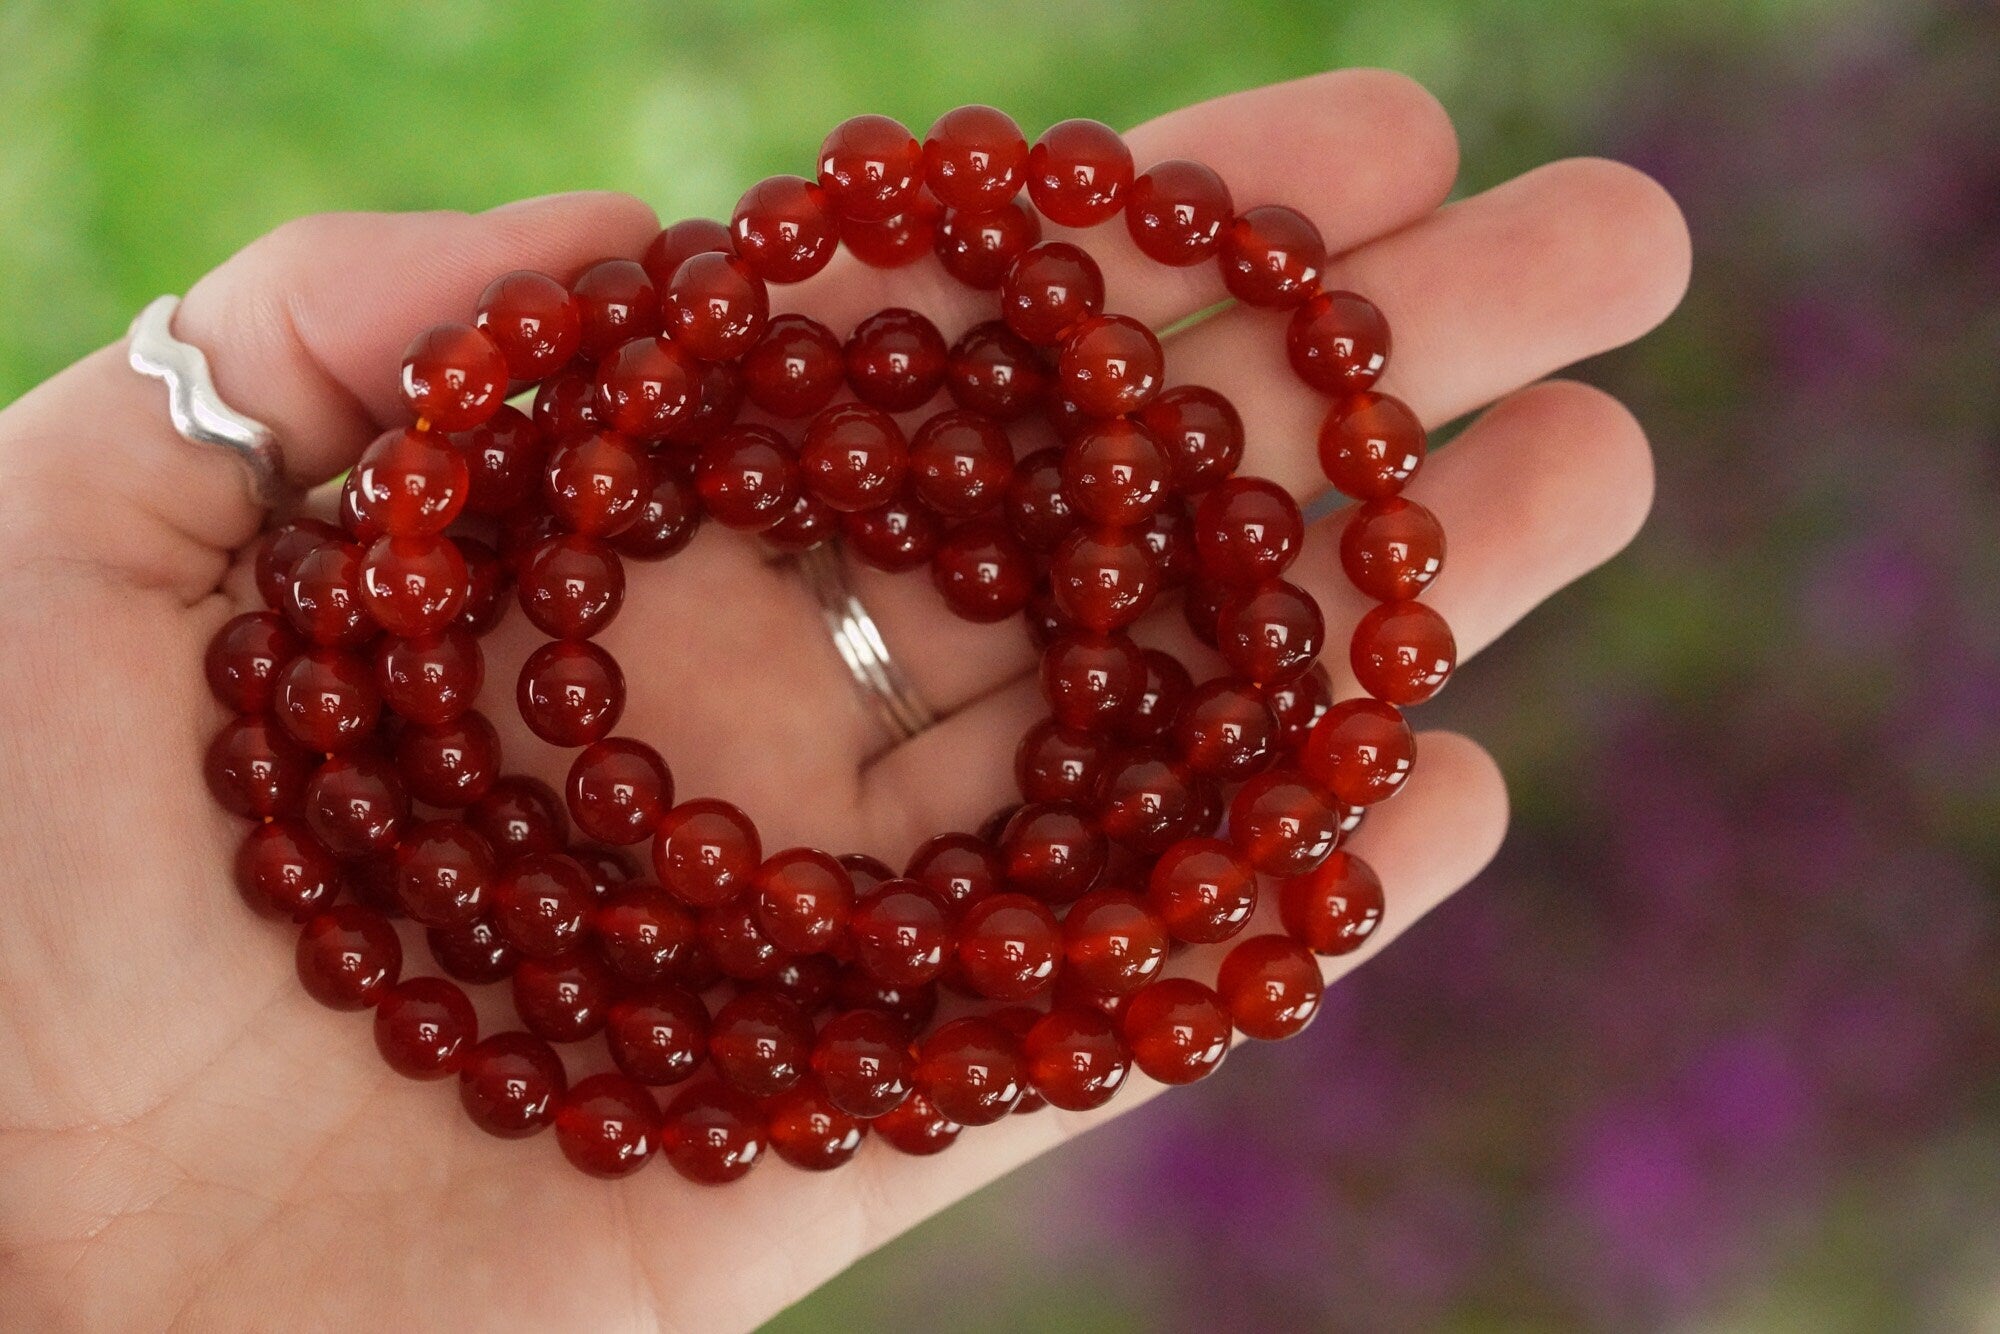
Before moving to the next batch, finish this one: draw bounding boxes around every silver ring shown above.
[797,542,937,742]
[128,294,287,506]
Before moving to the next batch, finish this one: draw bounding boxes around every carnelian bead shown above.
[842,495,942,573]
[1041,630,1146,734]
[752,848,854,955]
[1138,385,1243,493]
[674,358,745,445]
[998,801,1106,903]
[847,848,906,891]
[1288,289,1390,394]
[469,775,568,860]
[924,105,1029,211]
[517,639,624,747]
[1192,478,1304,585]
[399,323,507,432]
[811,1009,915,1118]
[1060,417,1171,524]
[497,507,566,576]
[873,1090,961,1156]
[815,112,923,221]
[841,198,941,268]
[1217,934,1324,1041]
[390,818,494,929]
[1026,118,1133,227]
[1124,158,1233,264]
[908,409,1013,517]
[1122,977,1230,1084]
[1118,649,1192,745]
[1096,745,1207,854]
[517,535,624,640]
[1062,887,1169,995]
[956,892,1061,1001]
[271,647,378,753]
[594,886,697,988]
[491,852,592,959]
[760,491,837,554]
[849,880,953,986]
[459,1031,566,1138]
[554,1073,660,1178]
[282,539,372,649]
[935,201,1042,289]
[916,1017,1025,1126]
[544,431,650,537]
[695,424,799,531]
[566,737,672,846]
[1001,242,1105,346]
[767,1079,866,1171]
[233,819,340,921]
[1137,496,1195,589]
[703,912,778,989]
[708,990,812,1098]
[1173,678,1279,780]
[931,517,1035,622]
[799,402,907,513]
[373,976,478,1078]
[1058,315,1164,419]
[616,463,703,560]
[571,259,659,358]
[296,904,401,1009]
[359,534,468,638]
[1049,525,1159,632]
[1265,664,1333,753]
[945,323,1046,422]
[513,950,616,1043]
[255,518,341,609]
[1024,586,1074,650]
[899,834,997,914]
[206,612,300,713]
[1300,697,1416,807]
[532,366,603,441]
[1350,601,1457,705]
[662,251,768,362]
[373,629,480,730]
[1005,447,1081,552]
[1217,579,1325,685]
[1279,851,1385,956]
[663,1080,767,1184]
[396,713,499,809]
[454,409,543,520]
[428,917,519,986]
[452,537,508,634]
[1229,770,1342,876]
[741,313,843,417]
[1318,391,1426,500]
[605,986,708,1085]
[594,336,701,443]
[652,799,761,908]
[574,848,638,901]
[730,175,838,284]
[1024,1004,1131,1111]
[845,307,948,412]
[304,750,406,856]
[641,218,735,289]
[1341,496,1445,602]
[474,270,580,382]
[1219,204,1325,308]
[1183,577,1230,648]
[1148,836,1257,944]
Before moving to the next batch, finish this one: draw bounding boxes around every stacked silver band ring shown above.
[796,542,938,741]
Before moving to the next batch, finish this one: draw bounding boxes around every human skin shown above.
[0,70,1687,1331]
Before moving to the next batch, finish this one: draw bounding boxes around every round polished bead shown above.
[390,818,494,929]
[841,197,941,268]
[675,358,745,446]
[1041,631,1147,734]
[1049,525,1159,632]
[1279,851,1385,956]
[491,852,593,959]
[935,200,1042,289]
[373,976,477,1078]
[234,819,340,921]
[1148,836,1257,944]
[798,402,907,513]
[847,880,950,988]
[663,251,768,362]
[760,491,838,554]
[731,174,837,284]
[1122,977,1231,1085]
[1217,934,1325,1040]
[1000,242,1105,345]
[845,307,948,412]
[642,218,735,289]
[652,799,762,908]
[708,990,812,1098]
[1193,478,1304,585]
[396,713,499,809]
[1300,697,1416,807]
[1265,664,1333,753]
[454,406,547,518]
[518,535,624,640]
[1173,678,1278,781]
[924,104,1029,211]
[296,904,401,1010]
[767,1079,867,1171]
[1018,718,1105,804]
[1136,494,1195,589]
[566,737,672,846]
[1341,496,1445,602]
[1095,747,1206,853]
[956,893,1062,1001]
[1059,417,1171,524]
[662,1080,767,1184]
[573,848,639,901]
[945,322,1048,421]
[374,628,482,728]
[1118,649,1193,746]
[908,408,1014,517]
[359,534,468,639]
[255,518,341,609]
[399,323,506,432]
[900,833,999,914]
[1004,447,1081,552]
[475,270,580,382]
[1058,315,1164,418]
[513,951,616,1043]
[282,538,374,646]
[1219,204,1325,308]
[842,495,942,572]
[458,1031,566,1138]
[1138,385,1243,493]
[605,987,709,1085]
[699,901,782,982]
[594,886,697,988]
[452,537,508,634]
[741,313,844,418]
[594,336,701,443]
[1124,158,1233,264]
[1026,118,1133,227]
[427,917,519,986]
[1350,601,1457,705]
[1318,391,1427,500]
[205,611,301,713]
[916,1017,1025,1126]
[517,640,624,747]
[544,431,650,537]
[1062,887,1169,995]
[1217,579,1325,685]
[1024,1004,1131,1110]
[1230,769,1343,877]
[532,366,603,441]
[571,259,659,358]
[616,462,703,560]
[810,1009,916,1118]
[467,774,568,859]
[273,647,379,753]
[930,517,1035,623]
[695,424,800,532]
[1288,289,1390,393]
[752,848,854,955]
[303,750,406,856]
[998,801,1106,904]
[555,1073,660,1178]
[1182,577,1230,649]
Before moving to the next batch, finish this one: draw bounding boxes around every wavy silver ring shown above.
[128,295,287,506]
[796,542,938,742]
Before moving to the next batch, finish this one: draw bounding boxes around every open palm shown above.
[0,70,1687,1330]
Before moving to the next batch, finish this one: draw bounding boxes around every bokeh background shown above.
[5,0,1997,1328]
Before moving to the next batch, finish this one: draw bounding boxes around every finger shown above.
[783,68,1459,339]
[1169,156,1691,495]
[857,377,1651,846]
[0,194,658,597]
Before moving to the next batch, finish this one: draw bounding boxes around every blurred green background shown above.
[9,1,1998,1330]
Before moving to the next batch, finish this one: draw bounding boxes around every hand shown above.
[0,70,1687,1331]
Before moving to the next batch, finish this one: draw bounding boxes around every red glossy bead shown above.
[945,323,1047,422]
[555,1073,660,1178]
[1024,1004,1131,1111]
[1288,289,1390,394]
[1024,586,1075,650]
[1060,417,1171,524]
[695,424,799,532]
[760,490,838,554]
[1318,391,1426,500]
[662,1080,767,1184]
[359,534,468,638]
[849,880,952,986]
[1137,385,1243,492]
[458,1031,566,1138]
[452,537,508,634]
[1300,697,1416,806]
[475,271,580,382]
[873,1090,962,1156]
[399,323,506,432]
[924,105,1029,211]
[233,819,340,921]
[741,313,844,418]
[594,886,697,988]
[845,307,948,412]
[428,917,519,985]
[930,517,1035,623]
[255,518,340,610]
[663,251,768,362]
[840,197,941,268]
[767,1079,867,1171]
[571,259,659,358]
[1122,977,1231,1085]
[1058,315,1164,419]
[641,218,735,289]
[1001,242,1105,345]
[1026,118,1133,227]
[1230,769,1342,877]
[594,336,701,443]
[893,839,993,919]
[517,639,624,747]
[396,713,498,809]
[753,848,855,955]
[1217,934,1325,1040]
[730,175,838,284]
[544,431,650,537]
[816,112,923,221]
[303,750,406,856]
[513,950,615,1043]
[616,462,704,560]
[390,818,494,929]
[956,893,1061,1001]
[296,904,401,1010]
[1182,577,1230,648]
[1173,678,1278,781]
[271,647,378,754]
[935,200,1042,289]
[1219,204,1325,308]
[702,905,783,988]
[1217,579,1325,685]
[532,366,603,441]
[1125,158,1233,265]
[675,358,745,445]
[205,611,300,713]
[708,990,812,1098]
[799,402,907,513]
[916,1016,1024,1125]
[1004,446,1081,552]
[371,628,480,729]
[1049,525,1159,632]
[1350,601,1457,705]
[842,495,942,572]
[1096,745,1208,854]
[1062,887,1168,995]
[373,976,478,1078]
[491,852,593,959]
[1041,630,1147,734]
[1341,496,1445,602]
[566,737,672,846]
[573,848,639,901]
[281,538,374,649]
[605,986,709,1085]
[1192,478,1304,585]
[810,1009,915,1118]
[1118,649,1193,745]
[453,409,544,521]
[845,848,903,888]
[467,774,568,858]
[998,801,1106,903]
[1265,663,1333,753]
[517,535,624,640]
[1148,836,1257,944]
[652,799,761,908]
[905,409,1010,517]
[1279,851,1385,956]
